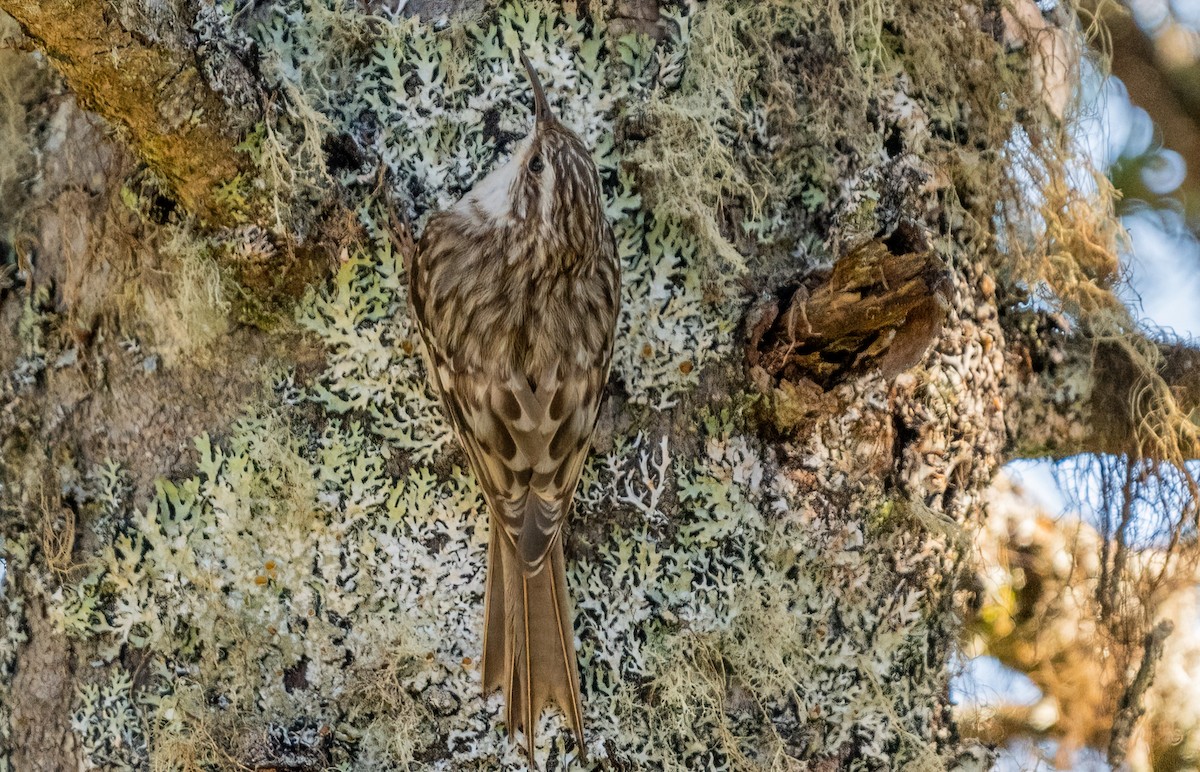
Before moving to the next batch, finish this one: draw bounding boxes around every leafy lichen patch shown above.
[53,391,963,769]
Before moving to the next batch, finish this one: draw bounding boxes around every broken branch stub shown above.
[747,224,951,392]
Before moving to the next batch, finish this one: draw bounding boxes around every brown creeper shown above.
[407,51,620,758]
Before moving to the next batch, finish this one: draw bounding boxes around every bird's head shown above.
[457,51,606,261]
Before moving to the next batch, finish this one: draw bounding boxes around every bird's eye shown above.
[528,155,544,173]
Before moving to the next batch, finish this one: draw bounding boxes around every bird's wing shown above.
[448,359,606,568]
[409,217,614,572]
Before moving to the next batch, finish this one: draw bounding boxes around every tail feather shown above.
[482,526,584,760]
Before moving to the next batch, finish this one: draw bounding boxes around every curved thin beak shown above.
[519,50,552,124]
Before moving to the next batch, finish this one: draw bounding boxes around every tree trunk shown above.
[1,1,1195,770]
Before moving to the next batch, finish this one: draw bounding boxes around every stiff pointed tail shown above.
[482,527,585,760]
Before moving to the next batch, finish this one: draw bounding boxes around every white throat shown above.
[455,135,534,225]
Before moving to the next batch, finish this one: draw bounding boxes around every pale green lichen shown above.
[296,236,455,462]
[61,400,949,769]
[571,416,948,769]
[13,286,52,391]
[71,670,148,771]
[60,410,443,767]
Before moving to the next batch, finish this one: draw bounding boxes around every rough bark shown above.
[0,0,258,226]
[8,588,78,772]
[0,1,341,301]
[747,222,951,394]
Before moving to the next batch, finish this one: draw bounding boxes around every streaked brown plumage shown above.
[407,51,619,759]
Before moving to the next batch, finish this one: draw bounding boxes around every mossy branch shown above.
[1004,309,1200,461]
[1109,620,1174,767]
[0,0,259,226]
